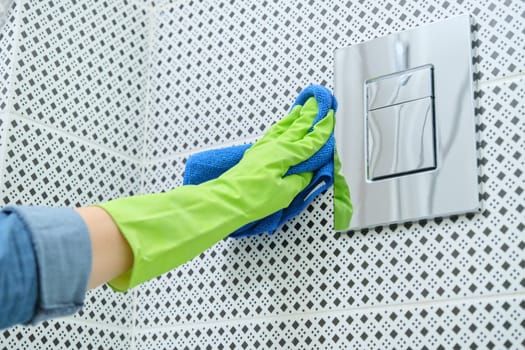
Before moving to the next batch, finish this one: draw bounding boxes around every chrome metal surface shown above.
[334,14,480,231]
[367,97,436,180]
[366,65,434,110]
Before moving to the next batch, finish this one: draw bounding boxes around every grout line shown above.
[156,2,182,13]
[129,4,157,349]
[134,290,525,333]
[0,113,13,201]
[132,0,152,12]
[144,135,261,164]
[136,4,157,195]
[4,112,141,163]
[477,72,525,89]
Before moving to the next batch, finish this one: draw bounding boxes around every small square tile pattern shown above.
[1,117,140,206]
[9,0,149,157]
[145,0,524,160]
[141,156,187,195]
[145,6,279,159]
[1,320,130,350]
[0,0,523,349]
[134,297,524,349]
[135,0,525,331]
[73,285,132,328]
[0,1,16,112]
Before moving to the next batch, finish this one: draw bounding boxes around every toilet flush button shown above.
[334,14,480,231]
[365,65,436,181]
[367,98,436,180]
[366,65,434,110]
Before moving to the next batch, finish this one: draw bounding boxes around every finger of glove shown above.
[279,110,334,168]
[252,105,302,149]
[279,171,313,203]
[279,97,319,142]
[268,104,302,136]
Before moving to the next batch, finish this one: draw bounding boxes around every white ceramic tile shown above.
[1,116,141,206]
[135,296,524,349]
[0,0,16,112]
[145,1,316,159]
[1,116,140,327]
[8,0,148,157]
[0,320,130,350]
[72,285,132,328]
[141,155,186,194]
[332,0,524,81]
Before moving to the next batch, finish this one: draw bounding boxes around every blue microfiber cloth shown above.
[183,85,337,238]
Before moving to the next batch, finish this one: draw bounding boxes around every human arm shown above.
[0,92,335,328]
[74,206,133,289]
[0,205,132,330]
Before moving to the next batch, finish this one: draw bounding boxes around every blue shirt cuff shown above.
[4,206,92,324]
[0,211,38,329]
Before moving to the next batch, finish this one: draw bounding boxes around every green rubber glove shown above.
[97,97,334,292]
[334,149,353,230]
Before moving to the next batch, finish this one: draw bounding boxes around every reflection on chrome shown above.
[334,15,480,231]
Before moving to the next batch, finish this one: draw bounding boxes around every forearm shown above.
[0,205,133,330]
[74,206,133,289]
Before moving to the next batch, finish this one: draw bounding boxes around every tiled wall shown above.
[0,0,145,348]
[1,0,523,349]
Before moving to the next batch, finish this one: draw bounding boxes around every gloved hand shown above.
[97,97,334,291]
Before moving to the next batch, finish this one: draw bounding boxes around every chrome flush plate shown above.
[334,14,480,231]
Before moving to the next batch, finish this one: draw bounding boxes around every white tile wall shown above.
[0,112,138,334]
[1,320,131,350]
[10,0,148,157]
[1,116,140,206]
[0,0,143,347]
[0,2,14,113]
[141,156,186,194]
[134,296,523,350]
[0,0,523,349]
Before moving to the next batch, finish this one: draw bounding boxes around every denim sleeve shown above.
[0,211,38,329]
[2,206,92,326]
